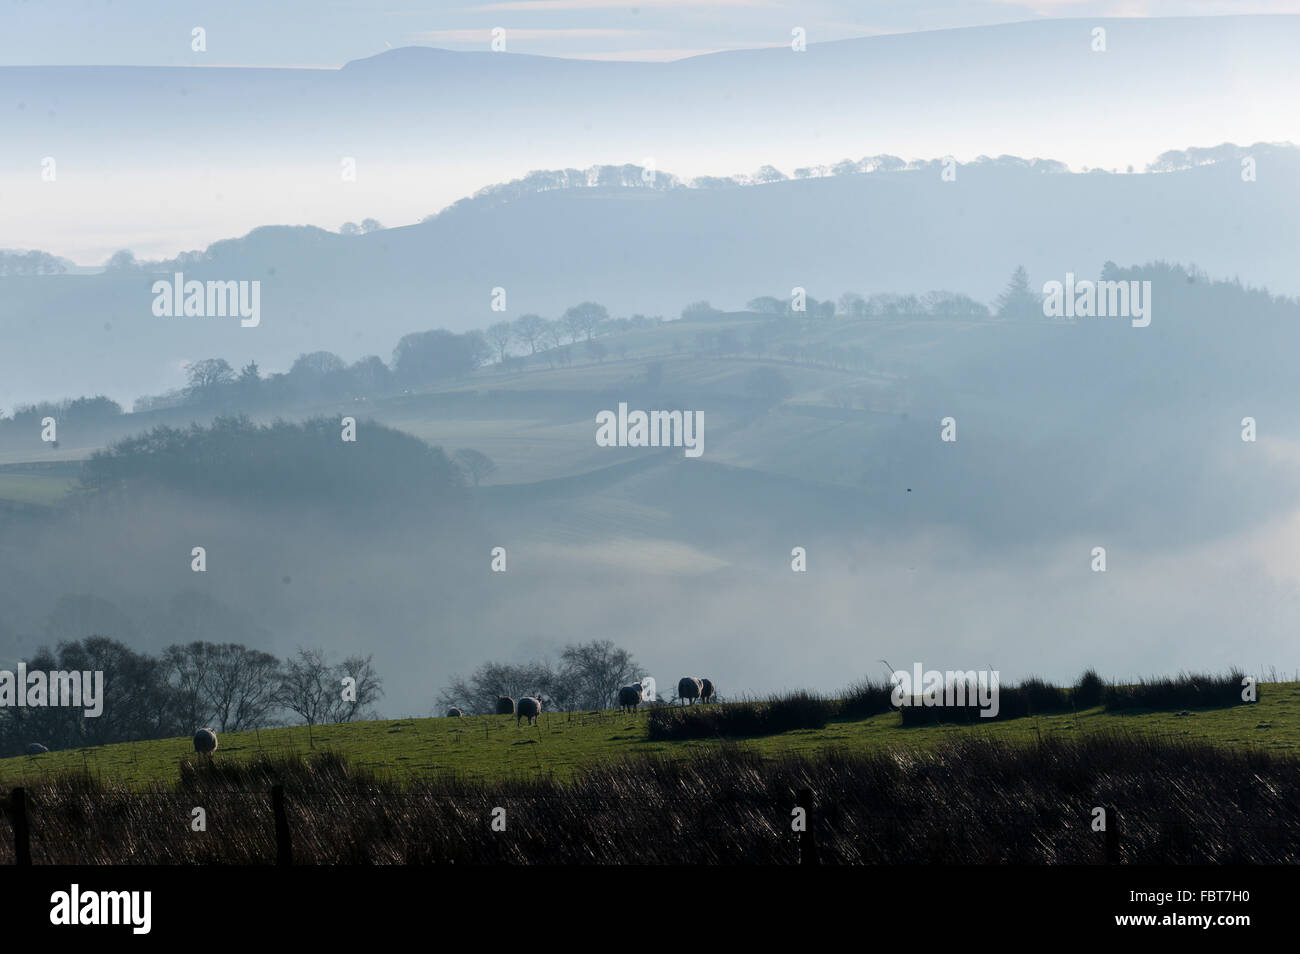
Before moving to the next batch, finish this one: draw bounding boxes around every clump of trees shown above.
[746,289,989,320]
[0,249,68,276]
[168,329,488,412]
[78,416,467,520]
[0,396,122,431]
[277,647,384,726]
[422,164,683,223]
[129,294,672,415]
[339,219,384,235]
[436,639,641,715]
[0,637,383,755]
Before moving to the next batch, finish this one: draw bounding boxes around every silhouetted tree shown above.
[0,637,184,754]
[563,302,608,341]
[558,640,640,712]
[104,250,137,272]
[165,641,283,732]
[485,321,513,364]
[995,266,1041,320]
[326,654,384,723]
[392,329,482,386]
[185,358,235,404]
[277,648,335,727]
[454,448,497,487]
[513,314,546,354]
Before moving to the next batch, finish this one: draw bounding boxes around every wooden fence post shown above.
[272,784,293,866]
[1105,806,1121,865]
[11,787,31,866]
[797,787,818,865]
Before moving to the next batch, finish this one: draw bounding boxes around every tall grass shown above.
[647,668,1256,739]
[897,675,1072,726]
[1103,670,1249,711]
[647,691,833,740]
[896,669,1255,726]
[836,678,896,719]
[2,733,1296,863]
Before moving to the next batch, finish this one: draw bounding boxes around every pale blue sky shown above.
[3,0,1300,65]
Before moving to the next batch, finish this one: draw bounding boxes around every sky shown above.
[2,0,1300,65]
[2,3,1297,266]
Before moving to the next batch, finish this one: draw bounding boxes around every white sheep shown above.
[678,676,703,705]
[496,695,516,715]
[700,678,715,703]
[517,696,542,726]
[25,742,48,755]
[193,728,218,755]
[618,684,643,713]
[446,707,463,718]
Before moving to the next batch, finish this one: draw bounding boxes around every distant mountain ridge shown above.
[3,144,1300,409]
[4,15,1299,262]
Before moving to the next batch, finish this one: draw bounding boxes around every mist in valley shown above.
[2,15,1298,743]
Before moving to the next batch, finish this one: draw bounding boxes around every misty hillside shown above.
[3,145,1300,408]
[3,13,1298,725]
[3,262,1298,714]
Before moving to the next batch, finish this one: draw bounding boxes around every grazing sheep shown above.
[193,728,218,755]
[446,707,463,718]
[618,684,643,713]
[700,678,715,703]
[25,743,48,755]
[517,696,542,726]
[678,676,703,705]
[496,695,516,715]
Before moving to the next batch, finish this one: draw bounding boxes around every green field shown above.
[3,683,1295,790]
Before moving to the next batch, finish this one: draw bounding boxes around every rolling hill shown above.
[1,682,1294,790]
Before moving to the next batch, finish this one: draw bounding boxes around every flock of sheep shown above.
[32,676,721,758]
[619,676,715,712]
[445,676,717,724]
[169,678,719,756]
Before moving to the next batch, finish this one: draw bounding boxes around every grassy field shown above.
[0,473,75,507]
[3,682,1295,790]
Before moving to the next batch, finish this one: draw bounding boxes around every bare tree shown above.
[512,314,547,354]
[542,318,566,351]
[326,654,384,723]
[485,321,513,365]
[436,660,558,715]
[435,641,642,715]
[185,358,235,402]
[277,648,335,726]
[164,641,219,731]
[563,302,608,341]
[558,640,640,711]
[207,644,283,731]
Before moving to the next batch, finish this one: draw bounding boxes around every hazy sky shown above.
[2,1,1300,65]
[3,5,1296,265]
